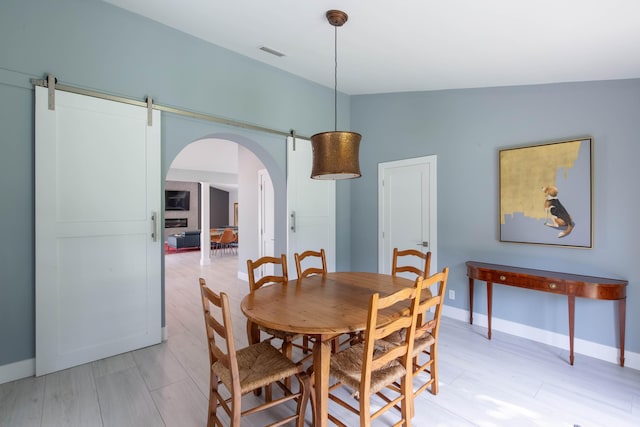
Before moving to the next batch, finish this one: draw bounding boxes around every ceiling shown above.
[108,0,640,190]
[104,0,640,95]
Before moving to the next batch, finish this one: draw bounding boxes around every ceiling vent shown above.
[259,46,285,57]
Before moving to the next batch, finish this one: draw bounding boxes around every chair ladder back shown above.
[392,247,432,279]
[425,268,448,340]
[294,249,327,278]
[247,254,288,292]
[411,267,449,399]
[199,279,240,391]
[361,278,423,392]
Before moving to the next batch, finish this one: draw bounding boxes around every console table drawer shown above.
[522,279,568,294]
[487,272,526,286]
[487,272,567,294]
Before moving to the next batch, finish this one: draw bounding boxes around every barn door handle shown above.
[290,211,296,232]
[151,211,158,242]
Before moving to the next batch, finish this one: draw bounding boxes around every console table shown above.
[466,261,627,366]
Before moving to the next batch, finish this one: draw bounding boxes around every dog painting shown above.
[542,186,574,237]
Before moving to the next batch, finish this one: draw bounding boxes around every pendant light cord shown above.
[334,25,338,132]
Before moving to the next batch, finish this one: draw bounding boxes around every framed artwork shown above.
[499,137,593,248]
[234,202,238,226]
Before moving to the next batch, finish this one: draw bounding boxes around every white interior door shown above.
[258,169,275,277]
[378,156,437,276]
[286,136,336,277]
[35,87,161,376]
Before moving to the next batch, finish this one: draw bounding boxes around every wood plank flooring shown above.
[1,250,639,426]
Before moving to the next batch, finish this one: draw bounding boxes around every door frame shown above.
[377,155,438,273]
[257,169,275,274]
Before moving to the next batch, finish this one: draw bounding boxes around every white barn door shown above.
[35,87,162,376]
[287,137,336,277]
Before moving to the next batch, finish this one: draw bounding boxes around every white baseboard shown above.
[237,271,248,282]
[443,305,639,370]
[3,304,635,386]
[0,358,35,385]
[2,327,170,385]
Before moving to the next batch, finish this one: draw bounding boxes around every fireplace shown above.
[165,218,187,228]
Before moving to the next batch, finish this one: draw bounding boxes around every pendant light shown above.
[310,10,362,180]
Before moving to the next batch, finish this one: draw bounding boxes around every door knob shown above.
[416,241,429,248]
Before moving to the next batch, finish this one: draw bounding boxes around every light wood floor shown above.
[1,250,639,426]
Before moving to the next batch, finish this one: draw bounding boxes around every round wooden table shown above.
[240,271,426,427]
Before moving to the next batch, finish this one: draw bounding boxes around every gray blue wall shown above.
[0,0,352,367]
[0,0,637,370]
[351,81,640,351]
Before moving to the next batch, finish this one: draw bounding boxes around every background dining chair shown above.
[392,248,432,279]
[211,227,236,255]
[324,277,423,427]
[198,278,310,427]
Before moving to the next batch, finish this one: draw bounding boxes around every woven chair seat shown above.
[330,342,405,396]
[258,325,302,341]
[379,327,436,357]
[213,341,300,395]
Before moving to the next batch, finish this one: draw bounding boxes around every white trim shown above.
[0,358,35,385]
[443,305,640,370]
[238,271,248,282]
[162,326,169,342]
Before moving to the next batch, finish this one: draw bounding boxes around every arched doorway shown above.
[162,131,281,343]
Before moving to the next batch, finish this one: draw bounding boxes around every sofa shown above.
[167,230,201,251]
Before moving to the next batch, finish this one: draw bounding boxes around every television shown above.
[165,190,190,211]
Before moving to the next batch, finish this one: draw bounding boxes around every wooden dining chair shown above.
[325,277,423,427]
[294,248,357,354]
[381,267,449,401]
[294,248,327,279]
[198,278,310,427]
[246,255,308,360]
[391,248,432,279]
[294,249,332,354]
[410,267,448,397]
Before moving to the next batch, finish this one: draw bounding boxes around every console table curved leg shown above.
[468,277,474,324]
[487,282,493,340]
[620,298,626,367]
[568,295,575,365]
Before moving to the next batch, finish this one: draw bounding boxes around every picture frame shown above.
[499,137,593,248]
[234,202,238,226]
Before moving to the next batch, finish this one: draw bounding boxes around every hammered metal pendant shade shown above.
[310,9,362,180]
[310,131,361,179]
